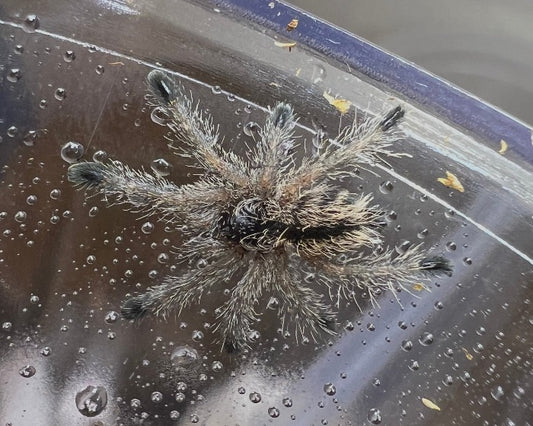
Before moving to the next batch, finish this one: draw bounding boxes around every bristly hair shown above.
[67,70,452,351]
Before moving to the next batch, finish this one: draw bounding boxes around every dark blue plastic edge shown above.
[212,0,533,164]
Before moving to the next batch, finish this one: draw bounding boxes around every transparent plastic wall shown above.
[0,1,532,425]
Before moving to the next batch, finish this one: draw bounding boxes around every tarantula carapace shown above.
[68,70,451,351]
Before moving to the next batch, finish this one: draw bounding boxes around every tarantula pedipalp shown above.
[67,70,451,351]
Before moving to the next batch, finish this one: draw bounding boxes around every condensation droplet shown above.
[282,397,293,407]
[104,311,119,323]
[54,88,67,101]
[151,391,163,403]
[95,65,105,75]
[63,50,76,62]
[14,211,27,223]
[268,407,280,418]
[22,14,40,33]
[93,150,108,162]
[491,385,505,401]
[170,345,199,367]
[323,383,336,396]
[19,365,36,378]
[243,121,260,137]
[249,392,261,403]
[379,181,394,194]
[419,332,434,346]
[141,221,154,234]
[7,68,22,83]
[151,158,172,177]
[61,141,84,163]
[367,408,382,424]
[75,385,108,417]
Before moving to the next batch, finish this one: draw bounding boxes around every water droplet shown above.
[434,301,444,310]
[170,410,180,420]
[93,150,108,162]
[419,332,434,346]
[151,391,163,403]
[379,181,393,194]
[61,141,84,163]
[367,408,382,424]
[463,257,473,266]
[63,50,76,62]
[211,85,222,94]
[150,107,170,125]
[30,295,39,304]
[267,296,279,310]
[282,397,293,407]
[486,385,505,403]
[40,346,52,356]
[39,99,48,109]
[7,68,22,83]
[54,88,67,101]
[175,392,186,403]
[7,126,18,138]
[170,345,199,367]
[22,14,40,33]
[192,330,204,341]
[89,206,99,217]
[104,311,119,323]
[15,44,24,54]
[141,221,154,234]
[151,158,172,177]
[249,392,261,403]
[211,360,223,372]
[243,121,260,137]
[268,407,280,418]
[50,189,62,200]
[2,321,12,331]
[86,255,96,264]
[75,385,108,417]
[445,241,456,251]
[95,65,105,75]
[14,211,27,223]
[19,365,36,378]
[323,383,336,396]
[408,360,420,371]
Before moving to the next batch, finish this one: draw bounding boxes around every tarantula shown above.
[67,70,451,352]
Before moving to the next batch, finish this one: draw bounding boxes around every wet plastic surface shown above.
[1,1,532,425]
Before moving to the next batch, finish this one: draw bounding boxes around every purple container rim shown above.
[212,0,533,164]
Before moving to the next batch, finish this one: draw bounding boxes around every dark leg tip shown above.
[121,296,149,320]
[420,256,453,277]
[147,70,174,105]
[271,102,294,129]
[380,105,405,131]
[67,162,105,189]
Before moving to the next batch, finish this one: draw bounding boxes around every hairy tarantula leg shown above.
[122,242,241,320]
[68,161,227,223]
[147,70,249,185]
[314,246,452,309]
[277,105,406,201]
[254,103,297,191]
[274,268,337,343]
[213,257,268,352]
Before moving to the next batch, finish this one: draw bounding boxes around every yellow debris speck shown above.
[274,41,296,49]
[498,139,508,154]
[286,19,299,31]
[412,283,426,292]
[437,171,464,193]
[462,347,474,360]
[323,91,352,114]
[421,398,441,411]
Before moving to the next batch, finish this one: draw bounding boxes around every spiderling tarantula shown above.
[68,70,451,352]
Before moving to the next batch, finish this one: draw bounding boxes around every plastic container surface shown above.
[0,0,532,425]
